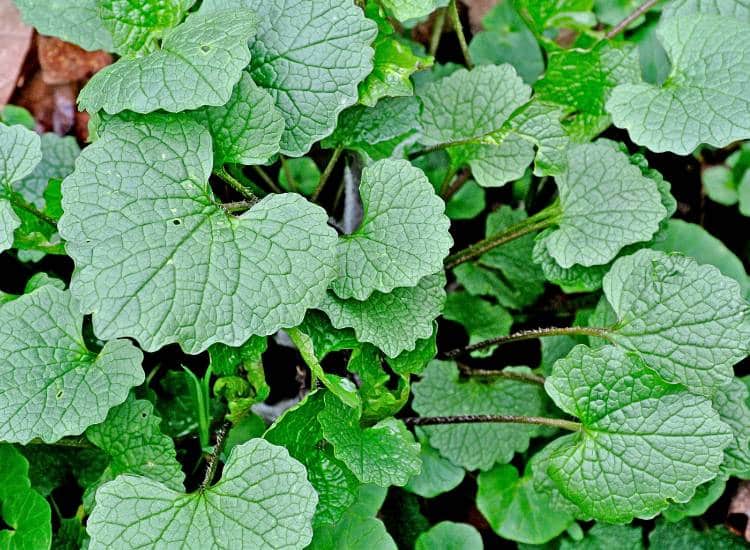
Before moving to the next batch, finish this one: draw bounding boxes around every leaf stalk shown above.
[403,414,580,431]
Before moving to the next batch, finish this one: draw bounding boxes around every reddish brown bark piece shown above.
[460,0,499,33]
[0,0,33,105]
[37,36,111,85]
[728,480,750,542]
[14,72,77,134]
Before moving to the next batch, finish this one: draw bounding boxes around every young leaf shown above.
[414,522,483,550]
[331,159,451,300]
[411,361,546,471]
[477,463,574,544]
[319,272,446,358]
[0,285,144,444]
[59,116,338,353]
[231,0,378,156]
[191,71,284,166]
[17,133,79,208]
[86,439,318,549]
[600,249,750,393]
[14,0,113,51]
[537,142,667,268]
[265,391,359,527]
[0,444,52,550]
[99,0,193,55]
[543,345,732,523]
[85,395,185,493]
[607,15,750,154]
[78,9,258,114]
[347,345,410,421]
[318,392,421,487]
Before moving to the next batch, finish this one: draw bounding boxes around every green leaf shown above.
[662,0,750,18]
[477,463,574,544]
[347,345,410,421]
[78,9,257,114]
[404,439,464,498]
[0,200,20,253]
[265,391,359,527]
[560,523,644,550]
[208,335,267,377]
[278,157,320,196]
[240,0,377,156]
[385,327,437,376]
[537,142,667,268]
[59,116,338,354]
[711,378,750,476]
[599,249,750,393]
[0,124,42,189]
[607,15,750,154]
[191,71,284,166]
[0,105,35,129]
[99,0,193,55]
[469,1,544,84]
[662,475,728,522]
[443,292,513,357]
[14,0,113,51]
[648,519,746,550]
[319,272,447,358]
[543,345,732,522]
[515,0,595,37]
[331,159,451,300]
[703,165,738,206]
[0,444,52,550]
[86,395,185,494]
[414,522,483,550]
[17,133,79,208]
[411,361,547,471]
[296,310,360,359]
[379,0,444,21]
[651,219,750,298]
[86,438,317,549]
[318,392,421,487]
[0,285,143,444]
[445,180,485,220]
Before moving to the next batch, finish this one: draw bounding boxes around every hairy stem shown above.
[442,170,471,200]
[444,204,561,269]
[448,0,473,68]
[443,326,611,358]
[222,200,257,213]
[606,0,661,39]
[429,8,447,56]
[458,363,545,385]
[403,414,581,431]
[215,166,259,202]
[311,146,344,201]
[200,421,231,490]
[439,167,458,196]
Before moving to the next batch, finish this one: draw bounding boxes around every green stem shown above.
[215,166,258,202]
[183,365,212,450]
[226,165,266,197]
[448,0,473,68]
[438,167,458,197]
[280,156,298,192]
[429,8,447,57]
[443,326,612,359]
[444,203,561,269]
[7,192,57,228]
[200,421,231,490]
[222,200,257,213]
[442,170,470,200]
[311,146,344,201]
[606,0,661,39]
[252,166,283,194]
[403,414,581,431]
[458,363,545,385]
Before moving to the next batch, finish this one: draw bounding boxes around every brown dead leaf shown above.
[14,72,77,134]
[37,36,111,85]
[728,480,750,541]
[0,0,33,105]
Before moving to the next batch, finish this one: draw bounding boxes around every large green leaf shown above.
[319,272,446,358]
[543,345,731,522]
[599,249,750,393]
[331,159,451,300]
[59,116,337,353]
[14,0,113,51]
[607,15,750,154]
[99,0,193,55]
[537,142,667,268]
[86,439,317,549]
[411,361,546,471]
[237,0,377,156]
[0,285,143,443]
[78,9,257,114]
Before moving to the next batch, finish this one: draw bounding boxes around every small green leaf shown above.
[538,142,667,268]
[86,439,317,549]
[59,116,338,353]
[319,272,446,358]
[0,444,52,550]
[477,463,574,544]
[17,133,79,208]
[99,0,193,55]
[600,249,750,393]
[318,392,421,487]
[86,395,185,494]
[331,159,451,300]
[0,285,144,444]
[411,361,546,471]
[414,522,483,550]
[241,0,377,156]
[278,157,320,196]
[404,439,464,498]
[78,9,257,114]
[443,292,513,357]
[607,15,750,154]
[445,180,485,220]
[14,0,113,51]
[544,345,732,522]
[648,519,745,550]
